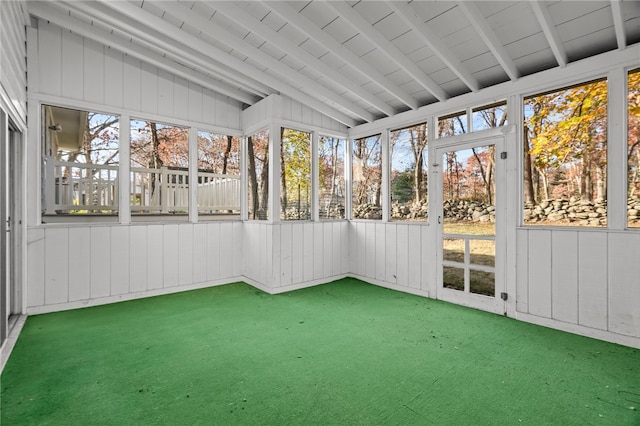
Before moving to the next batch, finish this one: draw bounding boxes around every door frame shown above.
[434,134,507,315]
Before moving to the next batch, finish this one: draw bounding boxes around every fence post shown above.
[161,166,168,214]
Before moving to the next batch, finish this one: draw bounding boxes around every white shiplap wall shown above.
[0,1,28,125]
[349,222,435,298]
[27,223,243,314]
[30,19,242,131]
[244,221,350,293]
[515,229,640,347]
[242,94,349,135]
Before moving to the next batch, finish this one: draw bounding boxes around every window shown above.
[130,120,189,215]
[523,79,608,226]
[628,69,640,228]
[247,129,269,220]
[42,105,119,217]
[280,128,311,221]
[438,111,467,137]
[472,101,507,131]
[352,135,382,219]
[389,123,428,222]
[197,131,240,215]
[319,135,346,220]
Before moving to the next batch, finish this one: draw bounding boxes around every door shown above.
[1,109,9,345]
[435,137,506,315]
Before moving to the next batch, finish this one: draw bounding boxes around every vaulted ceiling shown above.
[28,1,640,127]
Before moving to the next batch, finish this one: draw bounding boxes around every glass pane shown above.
[442,146,496,236]
[443,238,464,263]
[352,135,382,220]
[130,120,189,215]
[470,270,495,297]
[524,79,608,227]
[319,136,346,220]
[628,69,640,228]
[42,105,119,216]
[470,239,495,267]
[438,112,467,137]
[443,266,465,291]
[390,123,428,222]
[247,129,269,221]
[196,131,240,215]
[472,102,507,131]
[281,128,311,221]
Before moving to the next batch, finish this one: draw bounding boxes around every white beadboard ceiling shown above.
[27,0,640,127]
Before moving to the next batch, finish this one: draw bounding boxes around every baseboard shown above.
[1,314,27,374]
[515,311,640,349]
[26,277,245,315]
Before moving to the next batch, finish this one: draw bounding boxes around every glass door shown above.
[436,138,505,314]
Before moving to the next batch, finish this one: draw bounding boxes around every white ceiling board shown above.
[351,1,393,26]
[29,0,638,128]
[295,0,338,30]
[564,28,619,62]
[556,6,614,43]
[547,1,611,25]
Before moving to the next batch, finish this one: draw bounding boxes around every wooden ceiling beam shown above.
[155,0,375,123]
[610,0,627,50]
[530,1,568,67]
[212,1,396,117]
[457,1,520,81]
[388,1,480,92]
[266,1,420,110]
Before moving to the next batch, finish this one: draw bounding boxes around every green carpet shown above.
[2,278,639,425]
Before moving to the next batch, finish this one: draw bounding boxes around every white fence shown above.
[45,158,240,215]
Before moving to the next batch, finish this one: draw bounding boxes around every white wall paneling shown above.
[68,227,91,302]
[26,229,45,307]
[608,233,640,337]
[192,224,208,285]
[146,225,164,291]
[90,226,111,299]
[110,226,130,296]
[178,224,194,286]
[129,225,148,293]
[550,230,578,324]
[27,223,245,314]
[516,228,640,346]
[577,232,608,330]
[31,20,242,131]
[163,224,180,288]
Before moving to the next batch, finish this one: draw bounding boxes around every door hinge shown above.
[500,152,507,159]
[500,292,508,301]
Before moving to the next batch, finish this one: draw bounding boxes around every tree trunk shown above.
[523,125,536,204]
[247,136,259,219]
[280,128,287,215]
[259,143,269,220]
[222,135,232,175]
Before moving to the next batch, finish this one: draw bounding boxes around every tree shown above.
[247,130,269,220]
[281,128,311,219]
[627,71,640,198]
[524,80,608,204]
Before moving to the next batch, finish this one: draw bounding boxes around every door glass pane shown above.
[470,239,495,267]
[470,270,495,297]
[443,238,464,263]
[443,266,465,291]
[442,146,495,236]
